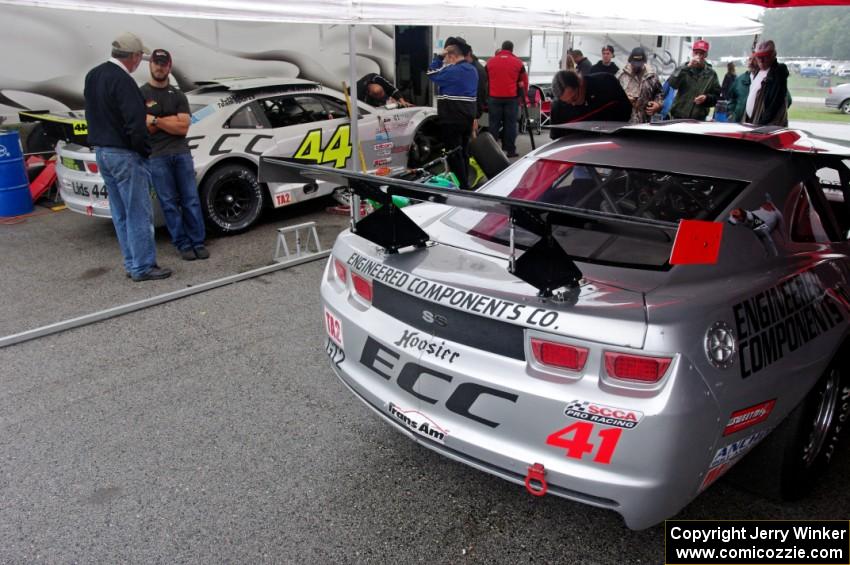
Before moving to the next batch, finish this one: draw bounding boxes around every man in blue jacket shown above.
[84,32,171,282]
[427,44,479,190]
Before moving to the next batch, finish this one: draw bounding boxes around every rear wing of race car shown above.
[260,157,707,297]
[19,111,88,146]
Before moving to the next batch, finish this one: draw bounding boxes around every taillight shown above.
[86,162,99,173]
[333,258,348,282]
[604,352,671,383]
[828,87,833,94]
[530,338,588,372]
[351,273,373,303]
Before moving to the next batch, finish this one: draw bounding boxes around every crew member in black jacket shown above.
[549,70,631,139]
[84,32,171,282]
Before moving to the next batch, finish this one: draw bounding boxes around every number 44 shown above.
[546,422,622,465]
[293,125,352,169]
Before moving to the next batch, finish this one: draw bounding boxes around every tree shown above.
[708,6,850,59]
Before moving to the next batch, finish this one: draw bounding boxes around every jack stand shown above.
[274,221,324,263]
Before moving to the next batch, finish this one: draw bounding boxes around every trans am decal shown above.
[388,402,449,443]
[733,271,844,378]
[346,252,562,329]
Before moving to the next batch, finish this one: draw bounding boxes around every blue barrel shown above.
[0,129,34,216]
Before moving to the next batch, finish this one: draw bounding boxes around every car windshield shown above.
[443,158,746,268]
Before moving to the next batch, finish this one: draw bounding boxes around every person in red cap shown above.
[745,40,789,126]
[667,39,720,121]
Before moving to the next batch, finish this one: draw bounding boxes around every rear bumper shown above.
[319,254,723,530]
[55,153,165,226]
[56,162,113,219]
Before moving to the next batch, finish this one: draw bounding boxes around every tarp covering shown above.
[0,0,763,35]
[711,0,850,7]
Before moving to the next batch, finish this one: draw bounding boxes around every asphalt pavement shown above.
[1,145,849,564]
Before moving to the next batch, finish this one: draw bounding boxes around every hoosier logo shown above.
[564,400,644,429]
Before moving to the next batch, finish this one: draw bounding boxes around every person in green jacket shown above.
[668,40,720,121]
[727,59,755,122]
[727,53,792,123]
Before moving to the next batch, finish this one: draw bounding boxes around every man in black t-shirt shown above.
[141,49,209,261]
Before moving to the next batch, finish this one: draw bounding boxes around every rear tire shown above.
[778,359,849,499]
[729,355,850,500]
[841,100,850,115]
[200,164,265,234]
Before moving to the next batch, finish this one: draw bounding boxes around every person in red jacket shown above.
[485,40,528,158]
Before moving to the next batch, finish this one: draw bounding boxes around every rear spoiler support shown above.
[259,157,679,297]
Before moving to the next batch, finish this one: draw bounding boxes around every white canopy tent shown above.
[0,0,763,215]
[0,0,763,35]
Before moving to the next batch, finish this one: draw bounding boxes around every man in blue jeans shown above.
[84,32,172,281]
[485,41,528,158]
[141,49,209,261]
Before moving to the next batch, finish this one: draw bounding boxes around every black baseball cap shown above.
[151,48,172,65]
[628,47,647,63]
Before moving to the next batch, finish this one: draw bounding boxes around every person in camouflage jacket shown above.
[616,47,664,124]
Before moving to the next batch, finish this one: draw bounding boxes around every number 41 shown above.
[545,422,622,465]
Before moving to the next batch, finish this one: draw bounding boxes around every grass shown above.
[788,102,850,123]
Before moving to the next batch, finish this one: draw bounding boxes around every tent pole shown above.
[348,24,361,225]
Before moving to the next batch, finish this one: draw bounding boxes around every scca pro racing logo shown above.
[564,400,644,429]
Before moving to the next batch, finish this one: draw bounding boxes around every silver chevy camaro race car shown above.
[264,121,850,529]
[35,77,440,233]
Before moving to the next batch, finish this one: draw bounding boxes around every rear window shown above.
[443,159,746,268]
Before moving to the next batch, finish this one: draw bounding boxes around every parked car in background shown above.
[23,77,443,234]
[800,67,829,78]
[825,83,850,114]
[836,68,850,78]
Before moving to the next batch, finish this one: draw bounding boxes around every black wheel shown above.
[469,131,511,180]
[409,130,442,168]
[840,100,850,115]
[332,186,352,207]
[199,163,265,233]
[730,354,850,500]
[777,358,850,499]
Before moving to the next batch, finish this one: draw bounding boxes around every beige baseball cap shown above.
[112,32,150,55]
